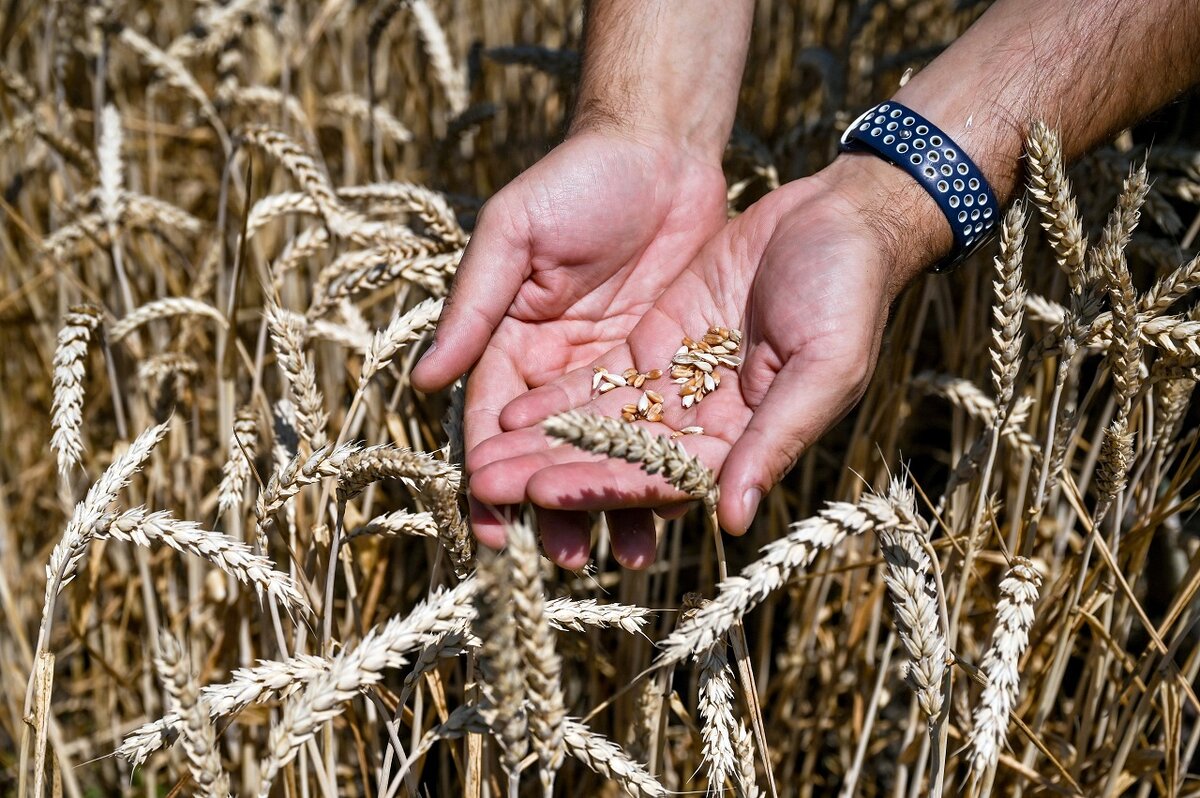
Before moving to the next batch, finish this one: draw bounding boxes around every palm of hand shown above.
[469,177,895,554]
[480,133,727,392]
[411,133,728,564]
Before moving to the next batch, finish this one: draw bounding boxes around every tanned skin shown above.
[414,0,1200,569]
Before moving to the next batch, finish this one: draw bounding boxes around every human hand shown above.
[411,130,728,566]
[466,154,950,566]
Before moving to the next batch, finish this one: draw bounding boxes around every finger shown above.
[468,496,518,550]
[499,344,629,431]
[412,199,529,392]
[653,502,691,520]
[464,345,526,458]
[718,355,870,535]
[604,509,659,570]
[535,508,592,570]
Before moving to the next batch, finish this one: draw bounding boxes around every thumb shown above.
[717,353,872,534]
[411,199,530,392]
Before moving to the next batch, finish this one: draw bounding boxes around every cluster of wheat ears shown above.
[4,1,1200,796]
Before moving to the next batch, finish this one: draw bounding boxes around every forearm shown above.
[571,0,755,163]
[829,0,1200,283]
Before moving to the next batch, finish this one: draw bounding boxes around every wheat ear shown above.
[50,305,103,476]
[965,558,1042,783]
[507,521,567,793]
[877,482,948,721]
[360,297,443,385]
[409,0,468,114]
[1141,254,1200,315]
[1026,121,1086,291]
[257,580,476,795]
[266,304,328,449]
[990,202,1028,412]
[99,507,309,612]
[544,410,718,508]
[696,632,738,790]
[658,493,898,666]
[109,297,228,342]
[562,718,666,797]
[119,653,332,765]
[218,407,258,514]
[155,634,231,798]
[473,544,529,790]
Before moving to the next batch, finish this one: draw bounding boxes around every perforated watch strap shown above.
[839,101,999,272]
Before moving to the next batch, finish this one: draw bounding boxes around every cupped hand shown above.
[410,130,728,568]
[466,155,944,565]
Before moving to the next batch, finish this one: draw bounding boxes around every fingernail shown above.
[742,488,762,526]
[416,338,437,367]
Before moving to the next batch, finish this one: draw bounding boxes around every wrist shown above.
[813,152,953,291]
[568,94,729,167]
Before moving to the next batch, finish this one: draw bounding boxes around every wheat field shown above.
[3,0,1200,796]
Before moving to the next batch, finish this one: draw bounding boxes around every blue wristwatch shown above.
[840,101,999,273]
